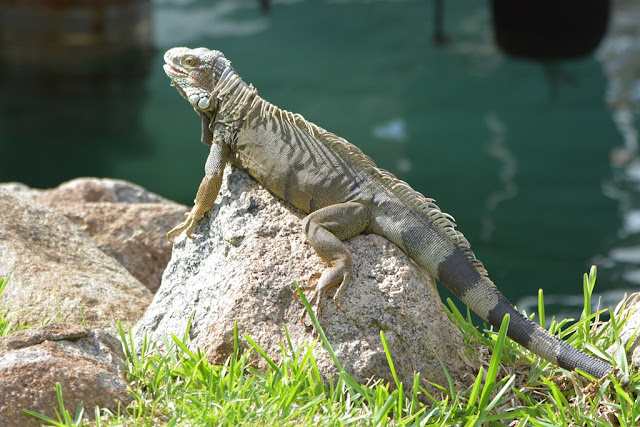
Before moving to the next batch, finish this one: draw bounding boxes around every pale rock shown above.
[34,177,170,204]
[1,178,188,292]
[0,323,130,426]
[134,166,475,393]
[0,182,43,199]
[51,203,186,293]
[0,189,153,328]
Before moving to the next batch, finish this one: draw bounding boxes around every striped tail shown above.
[437,246,614,379]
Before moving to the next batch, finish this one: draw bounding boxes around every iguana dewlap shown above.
[163,46,617,382]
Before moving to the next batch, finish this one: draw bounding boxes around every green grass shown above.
[0,276,13,337]
[2,267,640,426]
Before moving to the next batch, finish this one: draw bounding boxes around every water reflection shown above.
[480,112,517,242]
[0,54,154,187]
[371,118,412,173]
[0,0,154,188]
[516,0,640,320]
[154,0,268,45]
[596,0,640,296]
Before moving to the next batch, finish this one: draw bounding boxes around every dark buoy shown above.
[492,0,610,60]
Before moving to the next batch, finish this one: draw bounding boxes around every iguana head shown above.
[163,47,231,113]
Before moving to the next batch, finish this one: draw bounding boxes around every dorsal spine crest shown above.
[210,66,488,277]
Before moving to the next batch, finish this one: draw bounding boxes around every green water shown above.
[2,0,639,318]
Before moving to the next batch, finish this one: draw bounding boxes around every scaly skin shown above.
[164,46,620,382]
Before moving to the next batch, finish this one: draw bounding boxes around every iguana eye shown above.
[183,56,198,67]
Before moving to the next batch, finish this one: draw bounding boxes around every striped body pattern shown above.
[164,47,615,381]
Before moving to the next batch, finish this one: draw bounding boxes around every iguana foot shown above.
[167,211,202,242]
[296,264,351,324]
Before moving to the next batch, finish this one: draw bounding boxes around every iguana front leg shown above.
[299,201,371,317]
[167,134,230,242]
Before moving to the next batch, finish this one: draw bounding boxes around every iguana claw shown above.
[166,213,201,243]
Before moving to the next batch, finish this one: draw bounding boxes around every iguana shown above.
[164,46,617,381]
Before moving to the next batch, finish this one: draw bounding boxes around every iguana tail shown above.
[437,245,613,379]
[368,173,616,380]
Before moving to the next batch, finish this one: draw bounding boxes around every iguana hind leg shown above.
[298,201,370,319]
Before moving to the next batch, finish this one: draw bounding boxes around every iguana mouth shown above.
[166,65,184,75]
[163,64,203,85]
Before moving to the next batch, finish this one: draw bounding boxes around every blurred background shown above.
[1,0,639,321]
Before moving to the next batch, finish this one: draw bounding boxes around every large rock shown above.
[0,189,153,328]
[34,177,171,204]
[0,323,130,426]
[1,178,187,293]
[134,166,475,392]
[50,202,186,293]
